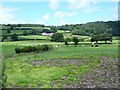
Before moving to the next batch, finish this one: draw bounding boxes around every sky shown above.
[0,0,119,26]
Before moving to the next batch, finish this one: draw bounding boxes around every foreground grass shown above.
[4,58,99,88]
[1,40,118,88]
[1,40,118,59]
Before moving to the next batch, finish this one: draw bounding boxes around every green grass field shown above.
[2,30,32,36]
[19,35,51,40]
[1,34,119,88]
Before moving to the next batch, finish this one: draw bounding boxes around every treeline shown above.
[15,44,53,54]
[1,24,45,27]
[0,21,119,36]
[53,21,120,36]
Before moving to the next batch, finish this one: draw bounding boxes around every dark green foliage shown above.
[11,34,19,41]
[73,37,79,45]
[91,33,112,43]
[91,35,100,43]
[50,26,57,33]
[95,44,99,47]
[15,45,53,54]
[57,21,120,36]
[31,30,37,35]
[100,33,112,43]
[64,40,68,45]
[65,41,68,45]
[7,29,11,34]
[66,37,71,42]
[106,21,120,36]
[23,31,28,36]
[43,29,52,33]
[51,33,64,42]
[1,21,119,38]
[64,38,71,45]
[2,35,7,39]
[91,45,94,47]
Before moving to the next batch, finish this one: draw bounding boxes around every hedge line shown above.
[15,44,53,54]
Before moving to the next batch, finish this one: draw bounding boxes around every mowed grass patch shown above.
[32,44,118,60]
[1,40,118,59]
[4,58,100,88]
[19,35,51,40]
[2,30,32,36]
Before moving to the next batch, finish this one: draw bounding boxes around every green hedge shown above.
[15,44,53,54]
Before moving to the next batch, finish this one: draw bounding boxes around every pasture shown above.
[1,34,119,88]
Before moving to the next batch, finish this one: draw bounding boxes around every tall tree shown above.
[11,34,19,41]
[51,33,64,42]
[73,37,79,45]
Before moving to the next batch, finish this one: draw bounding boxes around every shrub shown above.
[95,44,99,47]
[51,33,64,42]
[11,34,19,41]
[15,45,53,54]
[23,31,28,36]
[65,41,68,45]
[91,45,94,47]
[15,48,21,54]
[73,37,79,45]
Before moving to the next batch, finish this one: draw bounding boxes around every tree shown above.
[1,35,7,42]
[2,35,7,39]
[91,35,100,43]
[51,33,64,42]
[7,29,11,34]
[73,37,79,45]
[11,34,19,41]
[91,33,112,43]
[23,31,28,36]
[100,33,112,43]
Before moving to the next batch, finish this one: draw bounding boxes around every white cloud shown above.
[0,3,17,24]
[49,0,59,9]
[60,20,66,25]
[54,11,64,19]
[67,0,99,14]
[83,6,100,14]
[36,14,50,25]
[0,3,28,24]
[42,14,50,21]
[68,0,96,9]
[110,6,118,20]
[54,11,77,25]
[54,11,76,19]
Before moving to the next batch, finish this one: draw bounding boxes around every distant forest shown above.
[0,21,120,36]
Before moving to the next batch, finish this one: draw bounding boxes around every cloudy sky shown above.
[0,0,119,26]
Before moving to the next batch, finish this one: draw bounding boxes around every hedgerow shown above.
[15,44,53,54]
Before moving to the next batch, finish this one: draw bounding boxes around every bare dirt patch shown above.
[30,56,119,88]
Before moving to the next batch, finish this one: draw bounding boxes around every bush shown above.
[91,45,94,47]
[15,45,53,54]
[23,31,28,36]
[95,44,99,47]
[73,37,79,45]
[11,34,19,41]
[51,33,64,42]
[65,41,68,45]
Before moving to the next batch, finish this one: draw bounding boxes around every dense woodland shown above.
[55,21,120,36]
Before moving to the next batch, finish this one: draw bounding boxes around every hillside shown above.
[0,21,119,37]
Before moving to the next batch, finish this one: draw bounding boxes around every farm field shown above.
[1,37,119,88]
[0,23,119,88]
[0,1,120,89]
